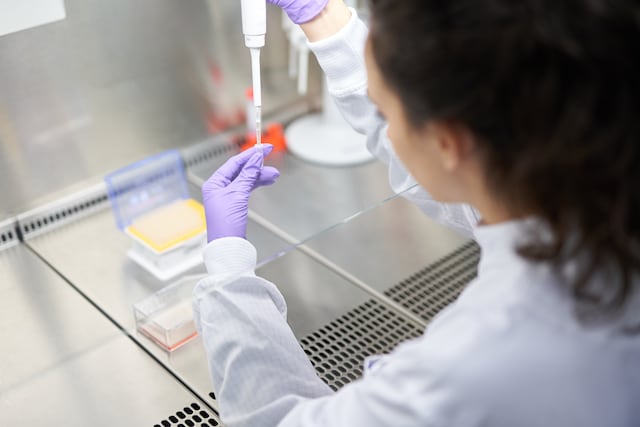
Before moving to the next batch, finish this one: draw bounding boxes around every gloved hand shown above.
[267,0,329,24]
[202,145,279,242]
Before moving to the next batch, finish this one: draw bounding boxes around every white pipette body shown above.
[240,0,266,153]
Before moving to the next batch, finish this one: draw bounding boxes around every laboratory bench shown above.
[2,132,480,425]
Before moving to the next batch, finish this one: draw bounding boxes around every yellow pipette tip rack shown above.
[126,199,206,253]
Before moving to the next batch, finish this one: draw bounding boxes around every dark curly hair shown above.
[368,0,640,325]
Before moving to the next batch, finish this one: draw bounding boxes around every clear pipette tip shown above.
[255,105,263,154]
[249,47,263,165]
[255,105,264,166]
[255,106,262,147]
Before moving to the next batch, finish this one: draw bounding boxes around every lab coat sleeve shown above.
[194,238,488,426]
[193,237,334,427]
[308,9,480,238]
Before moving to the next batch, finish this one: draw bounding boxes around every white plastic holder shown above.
[286,83,374,166]
[126,230,206,282]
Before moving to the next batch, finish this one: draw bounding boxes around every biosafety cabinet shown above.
[0,1,478,425]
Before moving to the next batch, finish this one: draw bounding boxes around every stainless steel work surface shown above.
[25,205,289,333]
[258,245,420,338]
[137,330,218,410]
[302,194,472,292]
[22,200,290,413]
[1,335,220,427]
[0,244,220,426]
[23,198,425,409]
[300,195,479,319]
[190,147,395,242]
[0,244,117,391]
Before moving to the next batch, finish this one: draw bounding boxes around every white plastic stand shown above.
[283,12,374,166]
[286,83,373,166]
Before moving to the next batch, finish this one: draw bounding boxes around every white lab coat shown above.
[193,9,640,427]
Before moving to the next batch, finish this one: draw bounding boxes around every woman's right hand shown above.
[267,0,329,24]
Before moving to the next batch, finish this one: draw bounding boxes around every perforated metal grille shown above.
[18,183,109,239]
[0,219,18,250]
[154,402,220,427]
[385,241,481,323]
[299,299,422,391]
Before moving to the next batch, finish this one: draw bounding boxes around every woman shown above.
[194,0,640,425]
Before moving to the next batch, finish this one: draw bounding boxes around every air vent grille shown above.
[154,402,220,427]
[385,241,480,322]
[299,299,422,391]
[18,183,109,239]
[0,219,18,250]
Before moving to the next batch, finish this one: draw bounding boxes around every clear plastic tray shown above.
[133,275,202,351]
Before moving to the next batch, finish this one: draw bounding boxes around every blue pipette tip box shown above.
[104,149,189,231]
[104,150,206,281]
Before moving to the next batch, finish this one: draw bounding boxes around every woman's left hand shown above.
[201,145,279,242]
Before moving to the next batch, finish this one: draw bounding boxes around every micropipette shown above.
[240,0,266,154]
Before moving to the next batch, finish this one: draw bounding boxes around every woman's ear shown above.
[428,122,476,172]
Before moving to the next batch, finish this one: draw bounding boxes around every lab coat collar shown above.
[473,218,640,330]
[471,216,557,287]
[473,216,547,256]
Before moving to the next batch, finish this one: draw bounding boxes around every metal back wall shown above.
[0,0,308,217]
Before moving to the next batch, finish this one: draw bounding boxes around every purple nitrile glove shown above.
[267,0,329,24]
[202,144,279,242]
